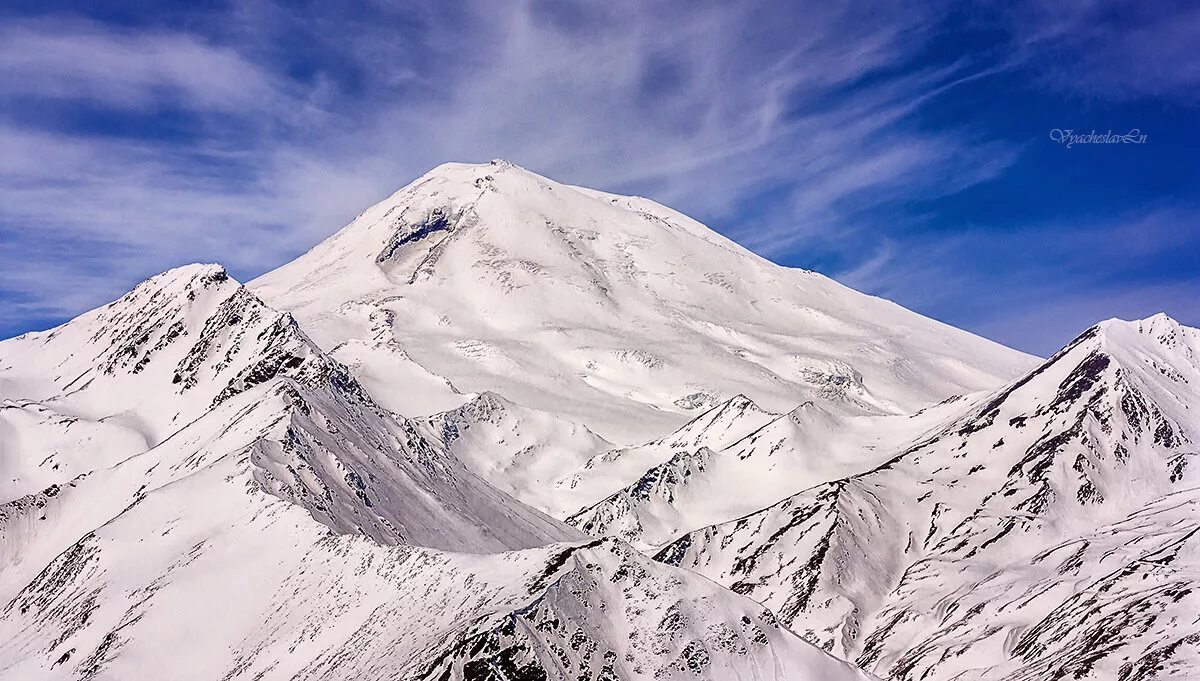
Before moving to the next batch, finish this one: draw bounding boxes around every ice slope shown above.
[0,266,870,680]
[657,314,1200,680]
[252,160,1036,442]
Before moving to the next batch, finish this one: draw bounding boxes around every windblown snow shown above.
[2,159,1194,681]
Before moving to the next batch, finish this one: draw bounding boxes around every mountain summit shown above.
[253,160,1036,441]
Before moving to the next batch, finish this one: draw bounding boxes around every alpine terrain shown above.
[1,159,1194,681]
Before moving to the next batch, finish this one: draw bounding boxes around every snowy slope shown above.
[325,305,470,416]
[561,394,784,511]
[421,393,787,521]
[0,265,577,553]
[0,266,869,680]
[0,264,335,503]
[252,160,1036,442]
[0,388,867,680]
[657,314,1200,680]
[418,391,614,518]
[417,387,940,531]
[568,392,970,549]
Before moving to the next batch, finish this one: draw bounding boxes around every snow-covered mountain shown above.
[655,314,1200,680]
[252,160,1036,442]
[0,265,577,551]
[4,159,1194,681]
[1,264,337,502]
[0,264,868,680]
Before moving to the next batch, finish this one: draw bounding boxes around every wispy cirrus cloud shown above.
[0,18,279,112]
[0,0,1197,354]
[838,203,1200,354]
[1002,0,1200,101]
[2,1,996,322]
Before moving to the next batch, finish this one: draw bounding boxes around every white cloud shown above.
[0,18,279,112]
[0,1,1018,330]
[0,0,1191,345]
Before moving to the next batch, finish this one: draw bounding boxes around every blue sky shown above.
[1,0,1197,355]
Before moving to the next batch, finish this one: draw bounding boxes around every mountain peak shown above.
[0,262,359,494]
[410,158,545,192]
[117,262,231,301]
[1092,311,1191,346]
[1036,313,1197,385]
[253,163,1037,441]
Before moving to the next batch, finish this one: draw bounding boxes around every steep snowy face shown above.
[247,380,582,553]
[253,160,1036,441]
[657,314,1200,680]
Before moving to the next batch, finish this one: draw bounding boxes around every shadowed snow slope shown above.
[252,160,1036,442]
[656,314,1200,680]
